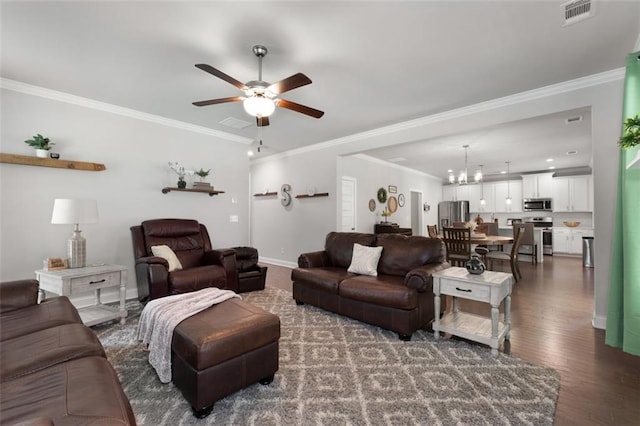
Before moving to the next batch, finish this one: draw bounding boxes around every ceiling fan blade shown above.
[256,116,270,127]
[268,73,312,95]
[277,99,324,119]
[192,96,243,107]
[195,64,247,90]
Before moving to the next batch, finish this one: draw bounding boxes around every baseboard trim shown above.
[259,257,297,269]
[592,314,607,330]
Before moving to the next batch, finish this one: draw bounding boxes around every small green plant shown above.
[194,168,210,179]
[194,168,210,182]
[24,133,54,150]
[619,115,640,149]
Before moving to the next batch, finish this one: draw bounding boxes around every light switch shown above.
[231,197,237,204]
[230,215,239,223]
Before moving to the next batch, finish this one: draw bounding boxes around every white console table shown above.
[35,264,127,326]
[432,267,513,355]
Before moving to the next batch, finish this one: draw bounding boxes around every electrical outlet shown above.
[230,215,239,223]
[280,248,285,254]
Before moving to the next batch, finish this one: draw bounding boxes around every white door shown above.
[341,177,356,232]
[411,191,423,236]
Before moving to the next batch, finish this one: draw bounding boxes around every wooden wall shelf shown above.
[162,187,225,197]
[295,193,329,199]
[0,153,106,171]
[254,192,278,197]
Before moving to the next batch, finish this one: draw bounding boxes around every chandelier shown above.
[505,161,512,205]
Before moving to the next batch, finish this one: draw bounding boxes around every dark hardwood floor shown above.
[263,255,640,425]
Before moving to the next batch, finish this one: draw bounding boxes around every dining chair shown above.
[442,227,472,267]
[513,223,537,265]
[485,226,525,281]
[474,222,498,260]
[427,224,439,238]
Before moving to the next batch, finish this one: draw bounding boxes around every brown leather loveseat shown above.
[0,279,136,425]
[292,232,449,340]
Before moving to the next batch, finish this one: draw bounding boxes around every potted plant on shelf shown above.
[168,161,187,188]
[619,115,640,149]
[24,134,54,158]
[193,168,212,189]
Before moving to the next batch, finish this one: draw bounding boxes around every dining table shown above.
[470,235,514,246]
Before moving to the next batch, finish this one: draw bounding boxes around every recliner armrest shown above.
[298,251,331,268]
[135,256,169,268]
[404,263,450,293]
[134,256,170,302]
[203,249,238,292]
[0,279,40,313]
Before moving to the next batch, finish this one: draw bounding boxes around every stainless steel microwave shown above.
[522,198,552,212]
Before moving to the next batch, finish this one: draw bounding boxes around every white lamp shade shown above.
[243,96,275,117]
[51,199,99,224]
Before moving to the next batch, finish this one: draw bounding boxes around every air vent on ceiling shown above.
[562,0,595,26]
[388,157,407,163]
[566,115,583,124]
[219,117,252,129]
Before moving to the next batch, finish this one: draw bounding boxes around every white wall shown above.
[0,89,250,302]
[337,154,442,233]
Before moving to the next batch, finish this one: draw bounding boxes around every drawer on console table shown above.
[440,280,490,302]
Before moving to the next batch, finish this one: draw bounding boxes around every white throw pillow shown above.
[347,243,383,276]
[151,245,183,272]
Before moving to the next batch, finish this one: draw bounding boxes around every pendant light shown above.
[505,161,512,205]
[458,144,469,185]
[479,164,486,205]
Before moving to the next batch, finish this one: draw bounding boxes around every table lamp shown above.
[51,199,99,268]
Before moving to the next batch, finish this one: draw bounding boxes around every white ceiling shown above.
[2,1,639,180]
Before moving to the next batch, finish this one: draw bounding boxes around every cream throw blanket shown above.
[137,287,240,383]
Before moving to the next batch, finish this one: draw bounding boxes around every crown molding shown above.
[350,154,442,182]
[252,67,625,165]
[0,78,253,145]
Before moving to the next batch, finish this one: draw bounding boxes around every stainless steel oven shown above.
[524,217,553,255]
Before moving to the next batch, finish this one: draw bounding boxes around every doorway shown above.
[341,176,357,232]
[410,190,423,236]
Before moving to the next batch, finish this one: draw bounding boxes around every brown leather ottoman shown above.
[171,297,280,418]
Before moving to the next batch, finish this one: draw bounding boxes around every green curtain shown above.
[606,51,640,356]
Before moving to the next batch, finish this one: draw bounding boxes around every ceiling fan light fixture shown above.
[243,95,275,117]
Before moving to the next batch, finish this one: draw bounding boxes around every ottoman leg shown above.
[259,375,275,385]
[192,404,213,419]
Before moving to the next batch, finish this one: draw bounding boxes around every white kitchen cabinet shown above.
[522,173,554,199]
[493,181,522,213]
[468,183,494,212]
[553,228,594,254]
[553,175,592,212]
[455,185,469,203]
[442,185,455,201]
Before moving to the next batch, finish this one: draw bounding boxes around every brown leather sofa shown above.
[0,279,136,425]
[292,232,449,340]
[131,219,238,302]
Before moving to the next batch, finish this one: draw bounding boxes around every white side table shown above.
[432,267,513,355]
[35,264,127,326]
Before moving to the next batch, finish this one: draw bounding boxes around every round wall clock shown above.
[368,199,376,212]
[377,187,387,203]
[398,193,405,207]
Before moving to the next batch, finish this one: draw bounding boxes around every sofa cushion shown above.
[376,234,445,277]
[347,243,383,276]
[0,356,135,425]
[1,323,105,382]
[152,244,183,271]
[0,297,81,342]
[169,265,227,295]
[325,232,377,268]
[339,275,417,310]
[291,267,355,294]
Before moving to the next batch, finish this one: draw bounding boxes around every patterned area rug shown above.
[95,287,560,425]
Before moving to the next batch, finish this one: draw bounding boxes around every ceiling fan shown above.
[192,45,324,127]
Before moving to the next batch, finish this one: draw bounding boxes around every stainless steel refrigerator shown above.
[438,201,470,229]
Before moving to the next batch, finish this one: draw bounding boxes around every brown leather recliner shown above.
[131,219,238,302]
[233,246,267,293]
